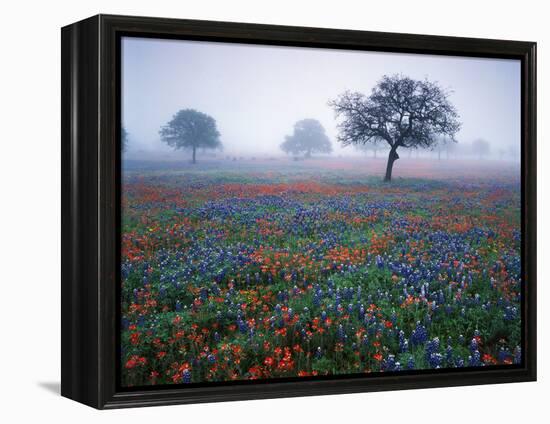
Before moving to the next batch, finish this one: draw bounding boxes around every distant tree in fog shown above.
[280,119,332,158]
[507,143,520,160]
[472,138,491,160]
[355,141,384,158]
[122,126,129,151]
[445,139,457,159]
[433,135,457,160]
[330,74,461,181]
[160,109,221,164]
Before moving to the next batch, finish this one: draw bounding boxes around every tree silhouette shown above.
[330,74,461,181]
[160,109,221,163]
[433,135,457,160]
[472,138,490,160]
[280,119,332,158]
[355,141,384,158]
[121,126,129,151]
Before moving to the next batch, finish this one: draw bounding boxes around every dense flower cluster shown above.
[120,161,522,387]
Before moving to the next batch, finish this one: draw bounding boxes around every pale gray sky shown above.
[122,36,521,157]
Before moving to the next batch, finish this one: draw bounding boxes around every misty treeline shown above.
[356,136,516,161]
[123,74,511,181]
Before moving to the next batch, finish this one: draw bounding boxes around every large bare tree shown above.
[330,74,461,181]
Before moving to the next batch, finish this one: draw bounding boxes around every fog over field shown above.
[120,37,523,386]
[122,36,521,163]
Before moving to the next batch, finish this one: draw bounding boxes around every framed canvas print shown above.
[61,14,536,409]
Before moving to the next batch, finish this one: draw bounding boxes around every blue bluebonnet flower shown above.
[237,318,248,333]
[504,306,518,321]
[335,289,342,306]
[313,293,321,307]
[315,346,323,359]
[337,324,345,341]
[182,369,192,384]
[159,286,167,298]
[398,330,409,353]
[411,321,428,346]
[514,346,522,364]
[446,345,453,364]
[469,337,478,353]
[498,347,510,363]
[137,315,145,328]
[344,287,352,301]
[383,354,396,371]
[468,350,482,367]
[425,337,440,367]
[390,310,397,326]
[428,353,443,368]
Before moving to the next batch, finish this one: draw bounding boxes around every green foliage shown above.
[159,109,221,162]
[281,119,332,157]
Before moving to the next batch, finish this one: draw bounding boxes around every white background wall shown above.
[0,0,546,421]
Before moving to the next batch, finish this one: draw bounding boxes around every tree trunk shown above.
[384,147,399,182]
[192,146,196,164]
[438,150,441,161]
[305,149,311,159]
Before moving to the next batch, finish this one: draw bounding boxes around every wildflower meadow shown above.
[120,158,522,387]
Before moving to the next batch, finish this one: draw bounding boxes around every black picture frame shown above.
[61,14,537,409]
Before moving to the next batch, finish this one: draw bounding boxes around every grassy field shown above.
[120,158,521,386]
